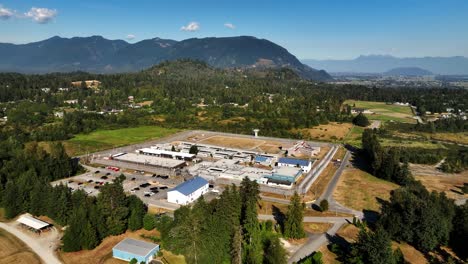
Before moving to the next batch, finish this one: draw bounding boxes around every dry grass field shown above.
[296,122,353,142]
[59,229,160,264]
[303,223,333,234]
[0,228,41,264]
[199,135,289,154]
[411,164,468,200]
[343,100,416,124]
[334,167,399,212]
[392,242,427,264]
[304,163,338,201]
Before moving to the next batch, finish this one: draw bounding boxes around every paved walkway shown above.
[0,222,62,264]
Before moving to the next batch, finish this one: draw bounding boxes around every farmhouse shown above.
[16,213,52,233]
[277,157,312,172]
[167,177,209,205]
[112,238,159,264]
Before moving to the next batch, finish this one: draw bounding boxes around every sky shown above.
[1,0,467,60]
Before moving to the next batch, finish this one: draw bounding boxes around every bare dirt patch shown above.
[334,167,399,212]
[411,164,468,200]
[336,224,360,243]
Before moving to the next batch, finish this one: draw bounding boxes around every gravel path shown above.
[0,222,62,264]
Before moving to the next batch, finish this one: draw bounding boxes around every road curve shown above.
[0,223,62,264]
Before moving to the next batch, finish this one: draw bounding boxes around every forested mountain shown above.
[0,35,331,80]
[302,55,468,75]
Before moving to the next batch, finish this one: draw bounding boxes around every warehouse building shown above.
[136,148,195,161]
[277,157,312,172]
[112,153,186,169]
[167,177,209,205]
[266,167,303,186]
[112,238,160,263]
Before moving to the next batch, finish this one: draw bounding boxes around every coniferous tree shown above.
[284,192,306,239]
[263,236,287,264]
[143,213,156,230]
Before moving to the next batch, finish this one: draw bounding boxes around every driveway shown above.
[0,222,62,264]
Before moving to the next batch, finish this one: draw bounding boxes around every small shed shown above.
[112,238,160,263]
[16,214,52,233]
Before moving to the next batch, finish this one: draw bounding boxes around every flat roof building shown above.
[167,177,209,205]
[266,167,303,186]
[112,238,160,264]
[137,148,195,160]
[277,157,313,173]
[113,153,186,169]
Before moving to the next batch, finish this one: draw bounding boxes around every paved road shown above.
[0,223,62,264]
[287,222,345,264]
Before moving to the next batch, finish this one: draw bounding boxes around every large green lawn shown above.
[64,126,180,156]
[344,100,416,124]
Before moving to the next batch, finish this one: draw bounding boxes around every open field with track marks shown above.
[344,100,416,123]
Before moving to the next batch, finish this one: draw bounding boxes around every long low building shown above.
[17,213,52,233]
[113,153,186,169]
[136,148,195,160]
[113,238,160,263]
[277,157,313,173]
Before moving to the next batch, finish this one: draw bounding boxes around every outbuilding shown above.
[16,214,52,233]
[112,238,160,263]
[167,177,209,205]
[277,157,312,173]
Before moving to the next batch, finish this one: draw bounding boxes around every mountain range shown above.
[384,67,433,76]
[302,55,468,75]
[0,35,331,81]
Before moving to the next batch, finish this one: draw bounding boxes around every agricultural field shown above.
[0,228,41,264]
[344,100,416,124]
[63,126,179,156]
[334,166,399,212]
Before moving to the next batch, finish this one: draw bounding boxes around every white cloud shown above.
[126,34,136,40]
[25,7,57,24]
[0,6,14,20]
[224,23,235,29]
[181,21,200,32]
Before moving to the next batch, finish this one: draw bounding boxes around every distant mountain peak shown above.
[0,35,331,80]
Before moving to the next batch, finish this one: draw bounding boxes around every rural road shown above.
[0,223,62,264]
[287,222,345,264]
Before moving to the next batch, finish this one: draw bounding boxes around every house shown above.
[112,238,160,264]
[167,177,209,205]
[351,108,373,114]
[277,157,312,173]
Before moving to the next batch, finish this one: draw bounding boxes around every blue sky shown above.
[1,0,467,59]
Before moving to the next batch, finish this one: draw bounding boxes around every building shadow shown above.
[271,205,285,232]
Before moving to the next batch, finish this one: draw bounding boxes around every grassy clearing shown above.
[297,122,353,142]
[0,228,41,264]
[344,100,416,124]
[343,125,364,147]
[63,126,179,156]
[412,165,468,200]
[334,167,399,212]
[161,250,186,264]
[380,137,447,149]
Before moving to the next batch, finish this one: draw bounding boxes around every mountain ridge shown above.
[302,55,468,75]
[0,35,331,81]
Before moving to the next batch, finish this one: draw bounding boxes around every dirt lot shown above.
[411,164,468,200]
[0,228,41,264]
[334,167,399,212]
[296,122,353,142]
[59,229,160,264]
[198,135,291,154]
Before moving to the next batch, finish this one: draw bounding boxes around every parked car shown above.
[94,170,100,174]
[159,186,168,190]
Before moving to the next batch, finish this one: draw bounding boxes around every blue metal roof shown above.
[172,177,208,195]
[255,156,269,162]
[278,157,310,167]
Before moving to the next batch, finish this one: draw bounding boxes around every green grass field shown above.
[344,100,416,124]
[343,125,365,147]
[64,126,180,156]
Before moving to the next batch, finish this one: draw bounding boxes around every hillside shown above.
[0,36,331,81]
[302,55,468,75]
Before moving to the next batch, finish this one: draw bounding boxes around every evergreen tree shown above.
[264,236,287,264]
[353,112,370,127]
[81,220,98,250]
[3,180,20,219]
[128,195,146,231]
[284,192,306,239]
[231,226,243,264]
[319,199,329,212]
[348,227,396,264]
[143,213,156,230]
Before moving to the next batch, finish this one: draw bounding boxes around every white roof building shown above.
[17,214,51,231]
